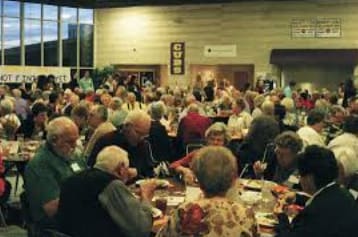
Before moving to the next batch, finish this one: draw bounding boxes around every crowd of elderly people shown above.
[0,74,356,236]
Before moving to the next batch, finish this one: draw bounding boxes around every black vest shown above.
[58,168,122,237]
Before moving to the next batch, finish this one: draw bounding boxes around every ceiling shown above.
[23,0,300,9]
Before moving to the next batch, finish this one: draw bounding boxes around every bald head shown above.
[123,110,151,146]
[47,117,79,158]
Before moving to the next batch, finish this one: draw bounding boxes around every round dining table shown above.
[143,177,287,237]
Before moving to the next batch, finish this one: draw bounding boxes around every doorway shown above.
[190,64,254,91]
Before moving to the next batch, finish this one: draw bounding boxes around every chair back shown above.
[185,142,204,155]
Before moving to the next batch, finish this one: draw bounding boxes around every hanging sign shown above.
[170,42,185,75]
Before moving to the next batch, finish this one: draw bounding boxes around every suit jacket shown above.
[276,184,358,237]
[148,120,172,162]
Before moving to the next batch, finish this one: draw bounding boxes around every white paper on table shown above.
[152,196,185,207]
[167,196,185,206]
[185,186,203,202]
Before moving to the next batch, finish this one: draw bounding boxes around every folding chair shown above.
[185,142,204,155]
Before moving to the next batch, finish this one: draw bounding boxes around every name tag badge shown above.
[288,175,300,184]
[70,163,81,172]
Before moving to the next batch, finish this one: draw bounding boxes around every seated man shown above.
[297,109,326,148]
[24,117,86,231]
[276,145,358,237]
[18,102,48,140]
[87,110,154,177]
[176,103,211,156]
[58,146,155,237]
[84,105,116,158]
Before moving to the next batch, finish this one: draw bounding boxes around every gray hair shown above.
[275,131,303,154]
[123,110,151,126]
[46,116,78,143]
[0,99,14,115]
[92,105,108,121]
[192,146,237,197]
[205,122,231,144]
[187,103,199,113]
[149,102,164,121]
[110,97,123,110]
[281,97,295,113]
[261,100,274,116]
[12,89,22,98]
[94,146,129,174]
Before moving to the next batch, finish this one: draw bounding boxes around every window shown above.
[0,1,94,69]
[79,9,93,24]
[61,7,77,22]
[4,17,20,65]
[43,4,58,21]
[24,19,41,65]
[62,22,77,67]
[3,0,20,17]
[24,2,41,19]
[80,24,93,67]
[43,21,58,66]
[0,17,2,63]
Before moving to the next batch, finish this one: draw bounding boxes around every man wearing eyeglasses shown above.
[87,110,155,178]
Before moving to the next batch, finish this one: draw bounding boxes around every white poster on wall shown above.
[204,45,237,57]
[316,18,341,38]
[291,18,316,38]
[0,66,71,83]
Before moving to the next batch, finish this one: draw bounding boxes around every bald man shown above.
[87,110,155,178]
[25,117,86,232]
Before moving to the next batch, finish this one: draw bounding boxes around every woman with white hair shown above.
[170,122,232,184]
[159,146,257,237]
[281,97,299,131]
[0,99,21,139]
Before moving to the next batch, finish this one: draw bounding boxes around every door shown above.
[233,71,249,91]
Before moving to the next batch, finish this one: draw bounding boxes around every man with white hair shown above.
[58,146,155,237]
[121,92,146,112]
[84,105,116,158]
[25,117,86,232]
[87,110,154,177]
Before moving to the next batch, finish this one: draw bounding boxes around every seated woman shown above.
[253,131,303,188]
[158,146,257,237]
[170,122,231,184]
[237,115,280,178]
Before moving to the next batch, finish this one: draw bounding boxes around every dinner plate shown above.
[241,179,263,190]
[239,190,262,204]
[151,207,163,219]
[255,212,278,227]
[135,179,170,187]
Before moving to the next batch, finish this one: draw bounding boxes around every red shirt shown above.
[178,112,211,145]
[170,151,196,169]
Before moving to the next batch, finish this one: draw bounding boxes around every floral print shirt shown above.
[157,199,258,237]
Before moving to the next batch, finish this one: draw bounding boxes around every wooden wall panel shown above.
[96,1,358,86]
